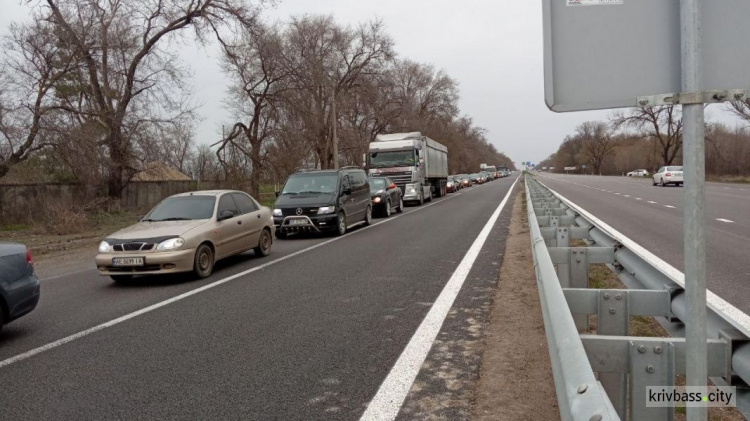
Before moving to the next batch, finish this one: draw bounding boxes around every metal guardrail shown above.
[525,174,750,421]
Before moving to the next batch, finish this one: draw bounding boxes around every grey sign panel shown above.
[543,0,750,112]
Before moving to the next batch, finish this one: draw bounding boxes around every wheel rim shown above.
[366,206,372,223]
[399,198,404,209]
[261,231,271,252]
[199,249,210,271]
[386,200,391,216]
[339,214,346,233]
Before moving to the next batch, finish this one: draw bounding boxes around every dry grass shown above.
[707,175,750,184]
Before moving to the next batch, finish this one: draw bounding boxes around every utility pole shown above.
[332,92,339,169]
[681,0,707,420]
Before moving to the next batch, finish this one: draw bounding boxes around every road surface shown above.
[0,177,518,420]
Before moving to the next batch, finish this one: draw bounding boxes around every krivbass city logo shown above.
[646,386,736,408]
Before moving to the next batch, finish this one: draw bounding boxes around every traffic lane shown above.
[538,174,750,233]
[538,175,750,315]
[0,179,516,420]
[0,193,467,360]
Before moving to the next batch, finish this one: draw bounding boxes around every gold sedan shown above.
[95,190,275,283]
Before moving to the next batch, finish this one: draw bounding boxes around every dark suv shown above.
[273,168,372,238]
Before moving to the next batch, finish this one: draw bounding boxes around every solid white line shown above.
[716,218,735,223]
[0,190,466,370]
[360,177,518,421]
[664,205,676,209]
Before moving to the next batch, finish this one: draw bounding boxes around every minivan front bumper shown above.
[274,214,338,233]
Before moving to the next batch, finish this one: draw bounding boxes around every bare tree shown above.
[0,14,80,179]
[576,121,616,175]
[214,21,287,197]
[43,0,263,198]
[282,15,394,169]
[611,106,683,166]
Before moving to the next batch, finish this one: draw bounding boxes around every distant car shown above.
[369,176,403,217]
[653,166,684,187]
[95,190,275,283]
[0,242,40,333]
[456,174,472,188]
[469,173,483,184]
[447,176,460,193]
[627,169,650,177]
[274,168,372,237]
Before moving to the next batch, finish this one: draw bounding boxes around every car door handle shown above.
[257,214,261,218]
[237,220,242,225]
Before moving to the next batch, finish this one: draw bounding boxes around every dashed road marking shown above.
[648,201,658,204]
[664,205,676,209]
[717,218,735,223]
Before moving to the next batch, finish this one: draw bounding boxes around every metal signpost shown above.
[543,1,750,419]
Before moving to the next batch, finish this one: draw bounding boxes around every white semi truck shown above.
[367,132,448,206]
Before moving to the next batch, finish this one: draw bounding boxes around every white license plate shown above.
[112,257,145,267]
[288,218,308,225]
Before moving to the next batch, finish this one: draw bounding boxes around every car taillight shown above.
[26,249,33,265]
[666,173,672,177]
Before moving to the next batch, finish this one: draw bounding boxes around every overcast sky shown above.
[1,1,743,166]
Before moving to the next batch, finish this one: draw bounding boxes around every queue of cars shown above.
[1,165,511,331]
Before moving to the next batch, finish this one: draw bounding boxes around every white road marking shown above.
[623,195,631,198]
[0,185,473,370]
[360,177,519,421]
[664,205,676,209]
[635,198,642,201]
[648,201,658,204]
[614,193,621,195]
[717,218,735,223]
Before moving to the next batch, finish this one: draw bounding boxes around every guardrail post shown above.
[571,247,589,330]
[598,290,630,418]
[629,341,675,421]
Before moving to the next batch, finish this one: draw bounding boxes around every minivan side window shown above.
[342,175,351,192]
[232,192,258,214]
[218,194,239,217]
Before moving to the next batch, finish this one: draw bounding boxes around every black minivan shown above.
[273,168,372,238]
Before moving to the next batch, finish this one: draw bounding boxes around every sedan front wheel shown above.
[194,244,215,279]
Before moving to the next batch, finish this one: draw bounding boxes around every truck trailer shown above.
[367,132,448,206]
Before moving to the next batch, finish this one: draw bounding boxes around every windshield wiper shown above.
[155,217,192,221]
[297,190,326,194]
[141,218,156,222]
[281,192,298,195]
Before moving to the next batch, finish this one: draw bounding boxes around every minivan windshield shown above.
[369,150,416,168]
[281,173,339,195]
[143,196,216,221]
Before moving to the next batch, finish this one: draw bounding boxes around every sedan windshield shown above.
[143,196,216,221]
[282,173,338,194]
[369,178,386,191]
[667,166,683,171]
[369,150,416,168]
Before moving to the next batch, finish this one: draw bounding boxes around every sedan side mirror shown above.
[218,210,234,221]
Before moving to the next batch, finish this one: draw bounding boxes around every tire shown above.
[110,275,133,284]
[336,212,347,236]
[193,243,214,279]
[385,199,391,217]
[275,230,287,239]
[364,205,373,226]
[652,180,657,186]
[254,228,272,257]
[396,197,404,213]
[661,178,667,187]
[0,303,6,334]
[418,193,424,206]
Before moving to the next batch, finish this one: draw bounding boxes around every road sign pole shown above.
[681,0,708,420]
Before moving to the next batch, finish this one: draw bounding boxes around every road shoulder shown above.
[471,190,559,421]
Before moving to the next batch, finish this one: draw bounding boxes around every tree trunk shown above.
[106,132,126,199]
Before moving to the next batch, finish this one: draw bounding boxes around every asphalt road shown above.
[536,173,750,314]
[0,177,517,420]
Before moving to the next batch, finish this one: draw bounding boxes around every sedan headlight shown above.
[157,237,185,251]
[273,208,283,217]
[373,197,382,204]
[317,206,335,215]
[98,241,111,253]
